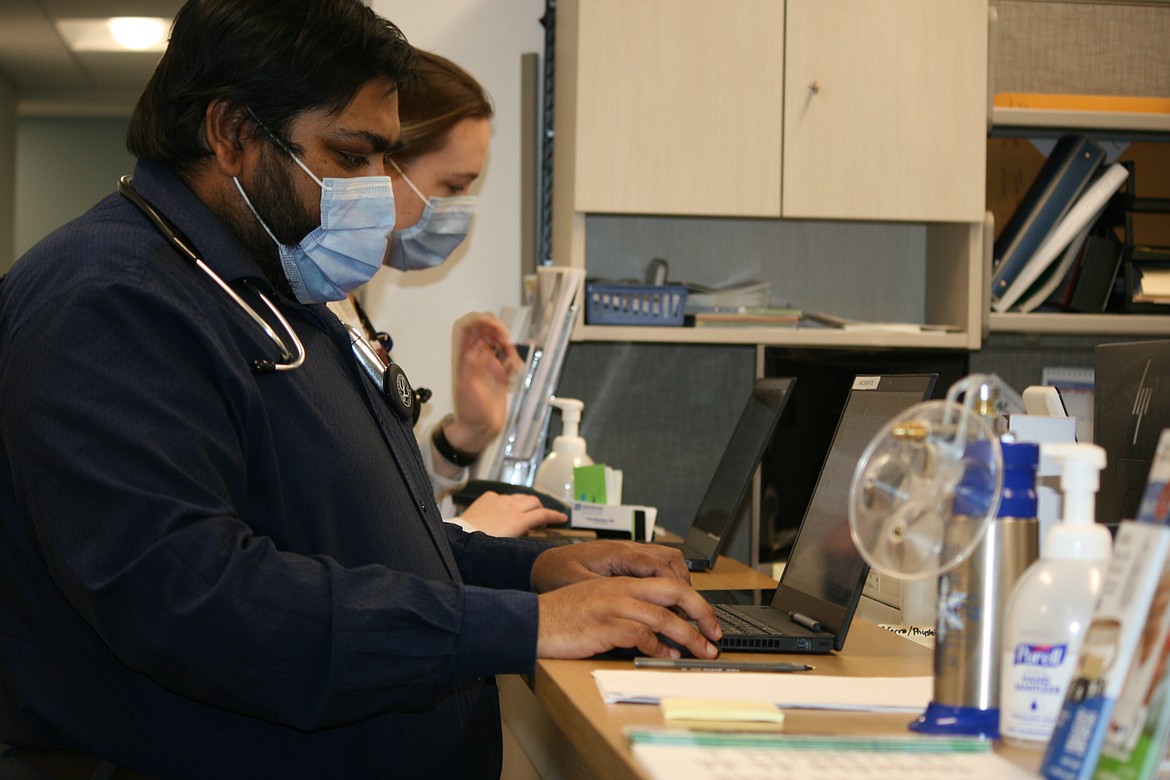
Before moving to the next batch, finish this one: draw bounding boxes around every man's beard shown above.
[230,143,319,297]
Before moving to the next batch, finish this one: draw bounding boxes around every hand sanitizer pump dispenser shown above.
[534,398,593,502]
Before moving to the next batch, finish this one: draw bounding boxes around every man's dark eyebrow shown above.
[331,129,398,153]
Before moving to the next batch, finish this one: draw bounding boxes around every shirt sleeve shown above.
[419,423,480,530]
[418,420,470,501]
[444,523,549,592]
[444,514,479,533]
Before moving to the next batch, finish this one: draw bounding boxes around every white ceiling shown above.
[0,0,185,117]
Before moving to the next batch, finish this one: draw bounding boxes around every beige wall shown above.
[363,0,547,428]
[13,117,135,259]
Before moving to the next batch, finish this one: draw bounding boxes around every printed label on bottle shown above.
[1000,642,1075,742]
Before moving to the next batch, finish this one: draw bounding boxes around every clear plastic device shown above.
[849,375,1006,581]
[474,267,585,486]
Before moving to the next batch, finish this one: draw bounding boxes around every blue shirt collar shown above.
[130,158,278,294]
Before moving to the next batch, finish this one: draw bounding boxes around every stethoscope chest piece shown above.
[384,361,416,423]
[347,324,428,425]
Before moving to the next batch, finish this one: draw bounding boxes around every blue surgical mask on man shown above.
[385,158,475,272]
[234,150,396,304]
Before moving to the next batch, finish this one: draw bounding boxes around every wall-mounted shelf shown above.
[573,323,972,350]
[992,108,1170,138]
[990,312,1170,337]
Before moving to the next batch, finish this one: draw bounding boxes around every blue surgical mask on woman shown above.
[385,158,475,272]
[234,151,396,304]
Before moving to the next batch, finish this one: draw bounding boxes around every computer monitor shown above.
[759,348,968,560]
[778,373,936,624]
[760,350,966,627]
[1095,339,1170,526]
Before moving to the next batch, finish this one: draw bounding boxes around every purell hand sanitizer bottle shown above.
[999,443,1113,749]
[533,398,593,503]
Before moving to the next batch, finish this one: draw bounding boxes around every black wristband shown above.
[432,417,478,467]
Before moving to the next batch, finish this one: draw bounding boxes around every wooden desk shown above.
[501,556,1041,779]
[687,552,777,590]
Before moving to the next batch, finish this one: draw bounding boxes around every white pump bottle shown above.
[999,442,1113,748]
[533,397,593,502]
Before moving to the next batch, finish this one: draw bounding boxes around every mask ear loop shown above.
[245,108,326,188]
[388,157,429,206]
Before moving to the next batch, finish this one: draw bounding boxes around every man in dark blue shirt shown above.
[0,1,720,778]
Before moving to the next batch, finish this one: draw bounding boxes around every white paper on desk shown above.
[630,742,1037,780]
[593,670,932,713]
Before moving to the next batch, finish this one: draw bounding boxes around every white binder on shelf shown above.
[992,163,1129,313]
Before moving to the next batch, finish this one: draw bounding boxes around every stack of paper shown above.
[684,280,771,311]
[692,307,801,327]
[569,503,655,541]
[627,730,1038,780]
[593,669,932,712]
[1132,265,1170,305]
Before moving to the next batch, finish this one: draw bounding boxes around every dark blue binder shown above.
[990,135,1105,304]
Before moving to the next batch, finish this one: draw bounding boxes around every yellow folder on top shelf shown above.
[994,93,1170,114]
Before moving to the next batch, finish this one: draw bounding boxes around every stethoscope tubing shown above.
[116,176,421,422]
[118,176,305,373]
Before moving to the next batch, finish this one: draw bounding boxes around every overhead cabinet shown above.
[566,0,988,222]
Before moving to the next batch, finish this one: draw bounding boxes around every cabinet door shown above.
[570,0,784,217]
[782,0,988,221]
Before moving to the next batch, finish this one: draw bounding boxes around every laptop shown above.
[656,377,795,571]
[514,377,793,561]
[1094,339,1170,527]
[705,373,936,653]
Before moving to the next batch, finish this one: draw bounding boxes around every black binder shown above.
[991,134,1105,305]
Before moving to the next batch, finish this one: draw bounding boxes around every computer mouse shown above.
[599,624,719,660]
[652,632,694,658]
[452,479,572,517]
[601,638,692,661]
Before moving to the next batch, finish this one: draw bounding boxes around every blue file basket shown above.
[584,283,688,327]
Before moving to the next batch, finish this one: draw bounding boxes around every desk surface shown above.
[505,555,1043,780]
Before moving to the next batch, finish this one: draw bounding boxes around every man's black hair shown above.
[127,0,414,172]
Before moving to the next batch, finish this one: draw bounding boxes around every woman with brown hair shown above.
[333,50,566,536]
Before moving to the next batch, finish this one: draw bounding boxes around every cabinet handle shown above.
[809,80,820,95]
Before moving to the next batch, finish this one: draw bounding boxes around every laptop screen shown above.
[681,377,795,561]
[775,374,936,630]
[1095,339,1170,526]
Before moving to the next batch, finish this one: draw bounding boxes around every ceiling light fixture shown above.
[108,17,168,50]
[57,17,170,53]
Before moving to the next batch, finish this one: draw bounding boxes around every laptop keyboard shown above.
[713,604,786,636]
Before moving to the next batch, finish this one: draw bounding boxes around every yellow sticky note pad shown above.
[660,698,785,730]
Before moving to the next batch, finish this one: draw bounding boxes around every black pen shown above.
[633,658,813,673]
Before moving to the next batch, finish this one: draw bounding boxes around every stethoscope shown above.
[117,176,424,423]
